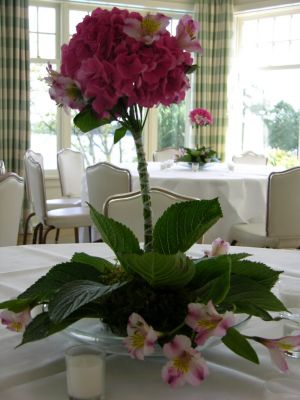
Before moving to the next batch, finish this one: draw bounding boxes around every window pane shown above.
[274,15,290,41]
[71,116,136,165]
[38,33,56,59]
[29,32,37,58]
[38,7,55,33]
[291,14,300,39]
[29,6,37,31]
[30,63,57,170]
[157,103,185,150]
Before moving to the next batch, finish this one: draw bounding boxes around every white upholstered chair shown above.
[57,148,84,199]
[86,162,131,241]
[229,167,300,248]
[153,147,180,162]
[23,149,82,244]
[0,173,24,246]
[232,151,268,165]
[103,187,199,242]
[26,156,91,244]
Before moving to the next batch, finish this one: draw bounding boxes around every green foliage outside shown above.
[267,148,298,168]
[157,103,185,150]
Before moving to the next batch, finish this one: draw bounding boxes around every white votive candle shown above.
[65,345,105,400]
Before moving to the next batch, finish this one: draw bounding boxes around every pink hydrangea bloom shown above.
[190,108,213,126]
[162,335,209,387]
[205,238,230,257]
[124,13,170,45]
[185,301,235,345]
[176,15,203,53]
[0,308,31,333]
[46,7,202,119]
[124,313,158,360]
[255,335,300,373]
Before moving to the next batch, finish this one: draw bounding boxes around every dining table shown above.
[81,161,283,244]
[0,242,300,399]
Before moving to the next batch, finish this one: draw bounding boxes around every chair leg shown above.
[74,227,79,243]
[43,226,55,244]
[55,229,60,244]
[32,223,42,244]
[23,212,35,245]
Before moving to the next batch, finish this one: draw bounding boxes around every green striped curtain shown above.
[0,0,30,176]
[193,0,233,160]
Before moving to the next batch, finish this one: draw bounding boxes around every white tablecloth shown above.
[82,162,282,243]
[0,243,300,399]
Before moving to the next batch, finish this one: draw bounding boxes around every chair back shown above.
[24,150,44,201]
[0,173,24,246]
[266,167,300,245]
[86,162,131,214]
[232,151,267,165]
[25,156,48,222]
[153,147,180,162]
[0,160,6,175]
[57,148,84,197]
[104,187,198,241]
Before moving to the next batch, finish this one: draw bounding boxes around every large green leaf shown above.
[71,252,114,273]
[74,105,111,132]
[114,126,127,144]
[153,199,222,254]
[224,275,287,312]
[119,252,195,287]
[222,327,259,364]
[18,261,104,302]
[49,280,124,322]
[88,203,142,256]
[0,298,32,312]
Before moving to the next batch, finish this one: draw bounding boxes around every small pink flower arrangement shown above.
[190,108,213,127]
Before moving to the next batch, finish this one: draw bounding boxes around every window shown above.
[229,7,300,167]
[29,1,193,170]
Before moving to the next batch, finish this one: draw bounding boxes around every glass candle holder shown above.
[65,345,106,400]
[191,162,199,172]
[279,308,300,358]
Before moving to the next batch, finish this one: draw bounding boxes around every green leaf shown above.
[71,252,114,273]
[225,275,287,312]
[231,259,282,290]
[233,303,274,321]
[0,298,32,312]
[18,261,104,302]
[74,106,111,133]
[222,327,259,364]
[186,64,198,74]
[49,280,124,322]
[119,252,195,288]
[153,199,223,254]
[114,126,127,144]
[88,203,142,256]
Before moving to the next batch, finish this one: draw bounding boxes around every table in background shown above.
[0,243,299,400]
[111,162,282,243]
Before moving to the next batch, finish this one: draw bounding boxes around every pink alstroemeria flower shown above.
[189,108,213,126]
[124,13,170,45]
[124,313,158,360]
[0,308,31,333]
[162,335,209,388]
[176,15,203,52]
[204,238,230,257]
[255,335,300,373]
[45,64,85,111]
[185,301,235,346]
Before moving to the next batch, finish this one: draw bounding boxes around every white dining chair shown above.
[232,151,268,165]
[153,147,180,162]
[86,162,131,241]
[57,148,84,199]
[23,149,82,244]
[26,156,91,244]
[229,166,300,248]
[0,173,24,246]
[103,187,199,242]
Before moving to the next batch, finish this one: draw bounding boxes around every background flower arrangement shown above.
[176,146,219,165]
[0,6,298,389]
